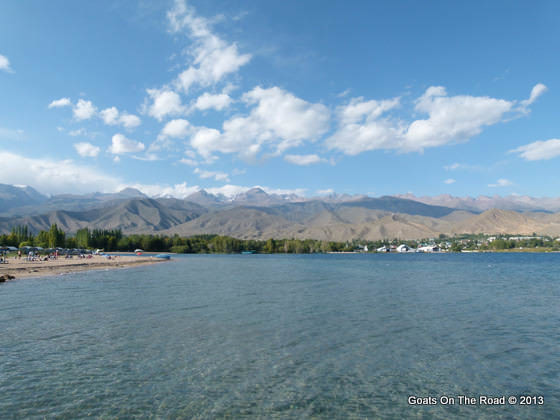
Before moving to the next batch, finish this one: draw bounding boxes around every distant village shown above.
[353,234,560,253]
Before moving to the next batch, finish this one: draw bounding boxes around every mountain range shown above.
[1,183,560,240]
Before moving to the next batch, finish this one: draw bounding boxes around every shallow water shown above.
[1,253,558,419]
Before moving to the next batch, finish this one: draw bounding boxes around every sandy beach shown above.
[0,255,167,280]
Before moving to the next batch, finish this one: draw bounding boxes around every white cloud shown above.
[231,168,246,175]
[102,107,141,128]
[488,178,513,187]
[151,119,192,152]
[74,142,100,157]
[339,97,400,125]
[179,158,198,166]
[168,0,251,93]
[0,54,13,73]
[443,178,456,184]
[73,99,97,120]
[68,128,87,137]
[122,182,307,200]
[444,163,461,170]
[405,87,513,151]
[131,153,160,161]
[326,96,402,155]
[326,86,539,155]
[100,107,119,125]
[259,186,307,197]
[337,89,351,98]
[128,181,199,199]
[194,92,232,111]
[510,139,560,161]
[48,97,72,108]
[108,133,145,155]
[190,126,222,156]
[194,167,230,182]
[145,88,187,121]
[0,127,25,141]
[0,150,121,194]
[520,83,547,108]
[100,107,141,128]
[203,184,306,198]
[190,86,329,159]
[284,154,325,165]
[316,188,335,195]
[119,113,141,129]
[161,119,191,139]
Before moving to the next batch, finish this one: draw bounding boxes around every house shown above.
[396,244,410,253]
[418,245,440,253]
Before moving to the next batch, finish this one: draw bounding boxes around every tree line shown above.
[2,224,558,253]
[0,225,359,254]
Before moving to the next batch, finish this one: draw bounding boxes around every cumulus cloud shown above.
[326,96,402,155]
[49,98,140,128]
[0,150,121,194]
[73,99,98,120]
[160,119,191,139]
[488,178,513,187]
[150,119,192,152]
[339,97,400,125]
[194,167,230,182]
[405,87,513,151]
[145,88,187,121]
[510,138,560,161]
[100,107,119,125]
[100,106,141,128]
[73,142,100,157]
[190,86,329,159]
[194,92,232,111]
[284,154,325,165]
[168,0,251,93]
[48,97,72,108]
[0,54,13,72]
[108,133,145,155]
[119,113,141,129]
[443,178,456,184]
[327,85,542,155]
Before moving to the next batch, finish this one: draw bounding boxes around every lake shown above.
[1,253,558,419]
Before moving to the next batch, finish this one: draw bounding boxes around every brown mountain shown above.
[2,189,560,240]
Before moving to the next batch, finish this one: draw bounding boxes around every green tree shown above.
[450,242,463,253]
[75,228,90,248]
[48,224,65,248]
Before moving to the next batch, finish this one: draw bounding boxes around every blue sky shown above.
[0,0,559,198]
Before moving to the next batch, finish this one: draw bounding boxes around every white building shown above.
[418,245,440,253]
[396,244,410,253]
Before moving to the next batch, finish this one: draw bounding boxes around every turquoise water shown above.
[0,253,558,419]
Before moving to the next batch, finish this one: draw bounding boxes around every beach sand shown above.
[0,255,167,280]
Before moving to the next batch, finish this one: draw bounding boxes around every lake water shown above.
[0,253,558,419]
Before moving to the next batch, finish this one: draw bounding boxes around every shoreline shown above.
[0,255,167,281]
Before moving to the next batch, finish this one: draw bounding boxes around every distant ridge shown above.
[0,184,48,213]
[2,183,560,240]
[397,193,560,213]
